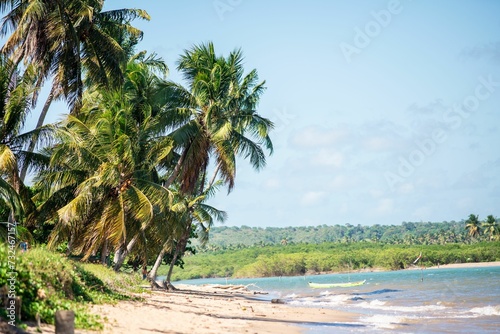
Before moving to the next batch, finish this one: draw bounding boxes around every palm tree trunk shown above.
[20,86,55,182]
[164,251,178,291]
[163,148,187,189]
[164,224,191,290]
[8,165,21,224]
[113,234,139,271]
[100,239,108,265]
[147,243,168,289]
[66,232,74,256]
[207,164,221,190]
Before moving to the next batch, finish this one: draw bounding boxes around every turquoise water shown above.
[171,266,500,333]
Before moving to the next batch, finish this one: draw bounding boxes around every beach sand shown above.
[90,284,359,334]
[13,284,358,334]
[426,260,500,270]
[10,261,500,334]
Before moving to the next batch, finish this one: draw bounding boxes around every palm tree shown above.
[113,43,274,271]
[0,177,22,219]
[40,101,172,258]
[37,54,174,259]
[482,215,498,241]
[0,0,150,180]
[465,214,481,239]
[0,54,43,224]
[165,41,274,194]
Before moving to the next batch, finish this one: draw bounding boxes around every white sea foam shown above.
[356,300,447,313]
[469,305,500,316]
[360,314,407,329]
[368,299,386,306]
[288,294,352,307]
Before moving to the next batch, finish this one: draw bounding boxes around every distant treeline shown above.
[196,220,481,252]
[167,241,500,280]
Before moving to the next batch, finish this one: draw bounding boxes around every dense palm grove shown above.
[0,1,273,288]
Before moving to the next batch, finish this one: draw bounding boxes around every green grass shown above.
[0,244,147,330]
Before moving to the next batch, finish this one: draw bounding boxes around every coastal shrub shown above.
[304,253,330,272]
[304,252,344,272]
[0,245,93,326]
[234,253,306,277]
[0,244,144,329]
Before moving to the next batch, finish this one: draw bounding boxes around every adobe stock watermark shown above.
[339,0,408,64]
[5,221,19,326]
[384,75,499,191]
[271,107,296,133]
[213,0,243,21]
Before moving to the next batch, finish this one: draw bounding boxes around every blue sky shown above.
[54,1,500,227]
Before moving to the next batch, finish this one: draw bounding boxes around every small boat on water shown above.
[308,280,366,288]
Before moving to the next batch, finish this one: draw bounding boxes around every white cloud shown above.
[300,191,327,207]
[369,188,385,199]
[262,177,280,190]
[373,198,394,215]
[289,125,350,149]
[330,174,358,190]
[362,136,397,151]
[457,197,474,210]
[397,182,415,194]
[411,206,432,219]
[311,149,344,168]
[459,41,500,63]
[406,100,446,115]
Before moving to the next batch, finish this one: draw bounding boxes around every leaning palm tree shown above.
[112,43,274,271]
[0,0,150,180]
[481,215,498,241]
[465,214,481,239]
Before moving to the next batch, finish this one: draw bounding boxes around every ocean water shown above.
[173,266,500,333]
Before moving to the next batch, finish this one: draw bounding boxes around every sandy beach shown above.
[10,261,500,334]
[91,284,358,334]
[14,284,357,334]
[426,260,500,270]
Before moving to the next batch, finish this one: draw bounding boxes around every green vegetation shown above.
[0,244,145,329]
[0,0,273,297]
[195,219,498,251]
[169,241,500,280]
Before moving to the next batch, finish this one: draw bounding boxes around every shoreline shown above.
[92,285,359,334]
[17,284,359,334]
[306,260,500,276]
[16,261,500,334]
[425,260,500,270]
